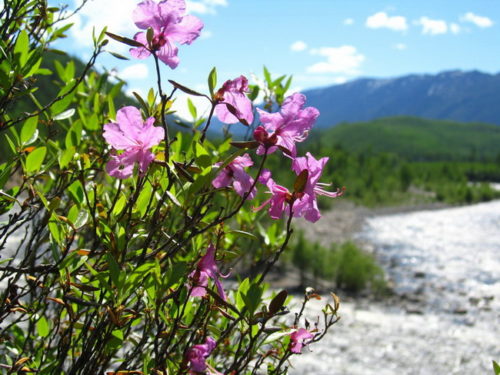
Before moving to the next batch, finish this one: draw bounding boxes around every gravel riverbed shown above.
[289,200,500,375]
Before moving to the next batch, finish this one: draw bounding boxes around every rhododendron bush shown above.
[0,1,341,374]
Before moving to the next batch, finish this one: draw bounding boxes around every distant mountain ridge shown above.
[303,70,500,128]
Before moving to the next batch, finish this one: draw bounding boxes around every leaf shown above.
[53,108,75,120]
[243,283,263,316]
[109,51,130,60]
[187,97,197,119]
[26,147,47,173]
[132,91,149,113]
[293,169,309,193]
[59,146,75,168]
[168,80,206,97]
[106,253,122,289]
[21,116,38,145]
[263,330,291,345]
[73,210,89,229]
[230,141,259,149]
[248,85,260,101]
[263,66,272,86]
[14,30,29,66]
[229,230,257,240]
[36,316,50,338]
[208,67,217,96]
[493,361,500,375]
[269,290,288,315]
[105,31,144,47]
[112,194,127,216]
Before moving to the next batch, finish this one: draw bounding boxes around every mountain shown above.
[303,70,500,128]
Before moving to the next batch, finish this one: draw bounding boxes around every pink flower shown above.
[255,177,293,220]
[215,76,254,125]
[130,0,203,68]
[291,152,342,223]
[186,336,217,373]
[289,328,314,354]
[189,244,228,301]
[212,154,255,199]
[103,106,164,179]
[254,93,319,157]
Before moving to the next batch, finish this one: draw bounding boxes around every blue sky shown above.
[56,0,500,118]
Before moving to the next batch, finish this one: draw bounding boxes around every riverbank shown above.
[288,199,500,375]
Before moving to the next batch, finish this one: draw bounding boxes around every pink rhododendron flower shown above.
[186,336,217,373]
[189,244,228,301]
[103,106,164,179]
[130,0,203,68]
[291,152,343,223]
[215,75,253,125]
[289,328,314,354]
[212,154,255,199]
[254,93,319,157]
[254,176,294,220]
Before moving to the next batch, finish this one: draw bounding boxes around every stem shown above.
[200,100,217,142]
[152,52,171,162]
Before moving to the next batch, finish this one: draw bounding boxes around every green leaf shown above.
[53,108,75,120]
[135,182,152,217]
[36,316,50,338]
[229,230,257,240]
[14,30,29,66]
[208,67,217,96]
[59,146,75,168]
[263,66,272,86]
[248,85,259,101]
[283,76,293,93]
[493,361,500,375]
[109,51,129,60]
[0,163,12,189]
[106,253,122,289]
[243,283,263,315]
[26,147,47,173]
[187,97,197,120]
[51,80,76,115]
[112,194,127,216]
[73,210,89,229]
[165,262,187,289]
[21,116,38,145]
[105,31,144,47]
[67,180,84,205]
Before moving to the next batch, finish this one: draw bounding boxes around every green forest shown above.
[266,116,500,207]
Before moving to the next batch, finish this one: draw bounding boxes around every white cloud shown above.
[343,18,354,26]
[290,40,308,52]
[307,45,365,75]
[418,17,448,35]
[366,12,408,31]
[394,43,407,50]
[200,29,213,39]
[171,92,211,121]
[461,12,493,28]
[70,0,137,51]
[450,23,461,34]
[186,0,228,15]
[118,63,149,81]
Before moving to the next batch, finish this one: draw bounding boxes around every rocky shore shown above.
[287,199,500,375]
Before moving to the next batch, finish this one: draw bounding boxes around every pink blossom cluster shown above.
[99,2,340,368]
[130,0,203,68]
[211,88,342,223]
